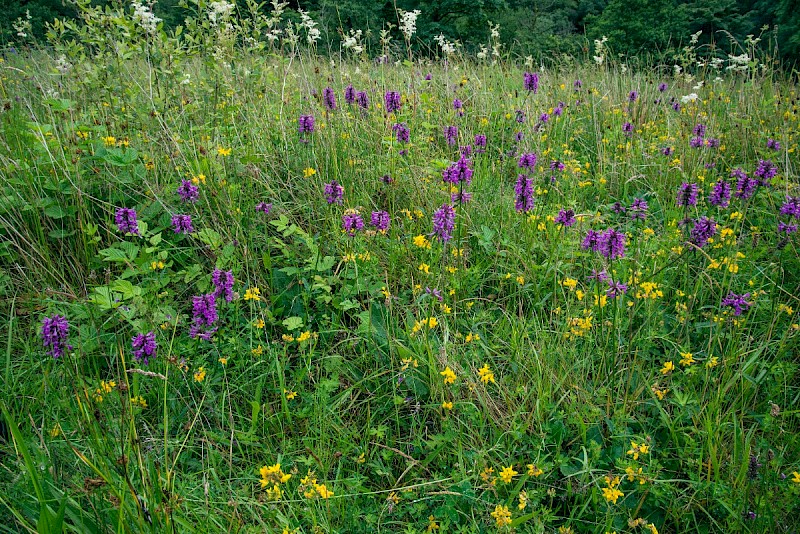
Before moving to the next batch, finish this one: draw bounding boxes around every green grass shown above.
[0,15,799,534]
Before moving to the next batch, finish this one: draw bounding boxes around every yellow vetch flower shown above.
[499,465,518,484]
[193,367,206,383]
[478,364,495,384]
[627,441,649,460]
[284,389,297,400]
[518,490,528,510]
[303,167,316,177]
[679,352,695,366]
[413,234,432,249]
[217,146,232,156]
[440,366,456,384]
[244,287,261,301]
[791,471,800,483]
[527,464,543,477]
[490,504,512,527]
[660,361,675,375]
[441,401,453,410]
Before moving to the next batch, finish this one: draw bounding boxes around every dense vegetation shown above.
[4,0,800,63]
[0,2,799,533]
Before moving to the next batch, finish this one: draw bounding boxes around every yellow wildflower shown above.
[490,505,512,527]
[440,366,456,384]
[303,167,316,177]
[660,361,675,375]
[499,465,518,484]
[478,364,495,384]
[217,146,232,156]
[193,367,206,383]
[244,287,261,301]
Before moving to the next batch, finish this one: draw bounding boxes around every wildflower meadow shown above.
[0,2,799,533]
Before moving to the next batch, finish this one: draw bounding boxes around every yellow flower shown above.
[499,465,518,484]
[281,334,294,342]
[130,396,147,408]
[441,401,453,410]
[252,344,263,356]
[297,331,312,343]
[602,486,624,504]
[413,234,431,249]
[426,515,439,533]
[244,287,261,301]
[660,361,675,375]
[259,463,292,488]
[418,263,430,274]
[562,278,578,290]
[380,286,391,299]
[465,332,480,343]
[791,471,800,483]
[253,319,265,329]
[527,464,543,477]
[652,384,669,400]
[491,504,512,527]
[217,146,232,156]
[478,364,495,384]
[518,490,528,510]
[679,352,695,367]
[284,389,297,400]
[705,356,719,368]
[193,367,206,382]
[303,167,316,178]
[102,136,116,147]
[627,441,649,460]
[516,275,525,285]
[440,366,456,384]
[218,357,228,365]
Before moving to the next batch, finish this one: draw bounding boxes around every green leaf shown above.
[282,316,304,331]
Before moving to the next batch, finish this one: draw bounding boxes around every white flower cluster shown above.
[131,1,162,35]
[680,93,699,104]
[266,0,288,43]
[208,1,235,26]
[593,36,608,65]
[54,54,73,74]
[398,9,421,42]
[342,29,363,54]
[13,10,32,38]
[434,34,456,56]
[298,10,321,45]
[726,52,751,72]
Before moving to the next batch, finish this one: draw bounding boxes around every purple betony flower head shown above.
[370,211,390,232]
[606,280,628,298]
[690,136,705,148]
[658,82,668,92]
[514,174,534,213]
[41,314,70,359]
[514,131,524,142]
[342,212,365,236]
[539,113,550,124]
[298,115,315,136]
[677,182,700,207]
[474,134,487,152]
[255,202,273,214]
[515,110,526,123]
[693,124,707,137]
[392,122,410,143]
[384,91,401,113]
[324,181,345,205]
[628,90,638,102]
[778,222,797,234]
[132,331,157,364]
[460,145,472,157]
[581,229,601,252]
[212,269,234,302]
[518,152,537,171]
[555,209,576,227]
[432,204,456,242]
[322,87,337,111]
[356,91,369,110]
[622,122,633,136]
[732,168,757,200]
[171,214,193,234]
[779,196,800,219]
[442,155,473,185]
[177,179,199,203]
[444,125,458,146]
[690,216,717,248]
[587,268,609,282]
[344,84,356,104]
[662,146,674,156]
[190,293,218,340]
[523,72,539,93]
[451,191,473,204]
[598,228,626,260]
[708,181,731,208]
[453,98,463,111]
[573,79,582,90]
[612,202,626,214]
[553,102,565,116]
[115,208,140,235]
[629,198,648,220]
[754,159,778,186]
[721,291,752,316]
[767,138,780,151]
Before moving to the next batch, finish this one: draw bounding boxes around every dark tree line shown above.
[2,0,800,63]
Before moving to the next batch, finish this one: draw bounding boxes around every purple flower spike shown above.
[324,181,344,205]
[212,269,234,302]
[115,208,140,236]
[432,204,456,242]
[41,315,70,359]
[177,179,199,203]
[171,214,193,234]
[523,72,539,93]
[370,211,390,232]
[132,331,157,364]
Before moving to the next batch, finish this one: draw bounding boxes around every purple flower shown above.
[380,174,393,184]
[553,102,565,116]
[324,181,344,205]
[442,155,473,185]
[392,122,410,143]
[612,202,626,214]
[370,210,390,232]
[754,159,778,185]
[581,229,601,252]
[690,136,705,148]
[425,73,432,80]
[474,134,487,152]
[574,79,582,90]
[342,212,365,236]
[190,294,218,340]
[444,125,458,146]
[672,102,681,112]
[693,124,707,137]
[628,90,638,102]
[322,87,337,111]
[622,121,633,136]
[721,291,751,316]
[690,216,717,247]
[778,221,798,234]
[767,138,781,151]
[550,160,565,172]
[212,269,234,302]
[256,202,273,214]
[539,113,550,124]
[708,181,731,208]
[598,228,626,260]
[555,209,576,227]
[658,82,668,92]
[177,179,199,203]
[606,280,628,298]
[587,268,609,282]
[171,214,193,234]
[518,152,537,171]
[344,84,355,104]
[451,191,473,204]
[732,168,757,200]
[515,110,526,123]
[298,115,315,136]
[425,287,443,301]
[41,314,70,359]
[514,131,524,142]
[432,204,456,242]
[356,91,369,110]
[629,198,648,220]
[514,174,534,213]
[132,331,157,364]
[384,91,401,113]
[523,72,539,93]
[706,138,720,148]
[677,182,700,207]
[662,146,674,156]
[460,145,472,157]
[780,196,800,219]
[115,208,140,235]
[453,98,463,111]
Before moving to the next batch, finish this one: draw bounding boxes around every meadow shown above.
[0,4,799,533]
